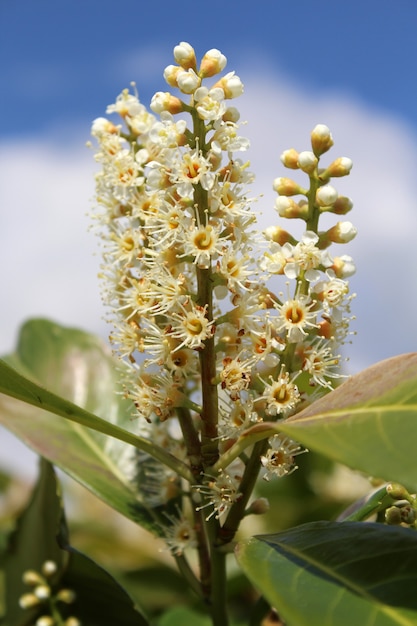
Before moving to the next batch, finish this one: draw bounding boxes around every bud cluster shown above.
[90,45,356,547]
[18,561,80,626]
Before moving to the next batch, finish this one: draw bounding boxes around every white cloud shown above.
[1,65,417,476]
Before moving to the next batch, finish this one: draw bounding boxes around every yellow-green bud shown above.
[316,184,338,207]
[64,618,82,626]
[385,506,402,525]
[311,124,334,156]
[280,148,300,169]
[173,42,197,70]
[245,497,270,515]
[36,617,55,626]
[273,177,306,196]
[331,196,353,215]
[22,569,43,586]
[297,151,318,174]
[319,156,353,180]
[35,584,51,600]
[56,589,77,604]
[275,197,308,219]
[42,561,58,577]
[199,49,227,78]
[264,225,294,245]
[326,221,357,244]
[19,593,40,609]
[386,483,410,500]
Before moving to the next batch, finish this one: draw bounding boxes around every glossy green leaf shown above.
[0,319,191,532]
[58,522,149,626]
[156,606,212,626]
[2,459,65,625]
[268,353,417,488]
[2,458,148,626]
[236,521,417,626]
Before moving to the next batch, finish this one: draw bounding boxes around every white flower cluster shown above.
[90,44,355,530]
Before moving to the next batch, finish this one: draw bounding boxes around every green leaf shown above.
[156,606,212,626]
[58,523,149,626]
[0,319,191,532]
[273,353,417,488]
[236,521,417,626]
[2,458,148,626]
[2,458,65,625]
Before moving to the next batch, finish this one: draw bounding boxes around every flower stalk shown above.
[90,42,356,625]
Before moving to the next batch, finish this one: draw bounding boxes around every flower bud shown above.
[56,588,77,604]
[150,92,183,115]
[320,157,353,181]
[22,569,43,586]
[64,619,81,626]
[386,483,410,501]
[176,68,200,94]
[245,497,270,515]
[42,560,58,577]
[213,71,243,98]
[273,177,306,196]
[316,184,338,207]
[173,42,197,70]
[35,584,51,600]
[330,255,356,278]
[331,196,353,215]
[326,221,357,244]
[385,505,402,525]
[280,148,300,169]
[264,225,294,245]
[163,64,182,87]
[19,593,40,609]
[311,124,334,156]
[297,151,318,174]
[36,617,55,626]
[222,107,240,123]
[199,48,227,77]
[275,197,309,219]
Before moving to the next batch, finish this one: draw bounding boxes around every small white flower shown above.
[261,435,306,481]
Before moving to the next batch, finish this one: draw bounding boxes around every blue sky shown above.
[2,0,417,137]
[1,0,417,476]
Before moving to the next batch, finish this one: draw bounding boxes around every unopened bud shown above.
[320,157,353,181]
[275,196,308,219]
[245,497,270,516]
[213,71,243,98]
[42,561,58,577]
[35,584,51,600]
[64,618,81,626]
[19,593,40,609]
[150,92,183,115]
[264,226,294,245]
[199,48,227,77]
[297,151,318,174]
[273,177,306,196]
[36,618,55,626]
[173,42,196,70]
[331,255,356,278]
[385,506,402,525]
[23,570,43,586]
[311,124,334,156]
[331,196,353,215]
[316,185,338,207]
[163,64,182,88]
[56,588,77,604]
[176,68,200,94]
[326,221,357,243]
[280,148,300,169]
[222,107,240,123]
[386,483,410,501]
